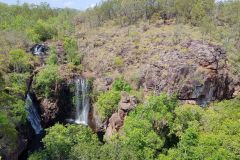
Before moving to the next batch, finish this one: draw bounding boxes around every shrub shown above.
[0,112,18,156]
[7,72,30,96]
[113,56,124,67]
[46,47,58,65]
[38,124,98,160]
[63,37,81,65]
[28,19,57,42]
[34,65,62,98]
[112,78,131,92]
[172,104,204,136]
[12,99,27,124]
[96,90,121,121]
[9,49,32,73]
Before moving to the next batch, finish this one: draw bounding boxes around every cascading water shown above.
[75,78,90,125]
[30,44,48,55]
[25,94,43,134]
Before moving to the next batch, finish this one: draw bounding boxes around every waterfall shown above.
[25,94,43,134]
[30,44,48,55]
[75,78,90,125]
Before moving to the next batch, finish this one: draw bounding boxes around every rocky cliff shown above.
[78,22,239,105]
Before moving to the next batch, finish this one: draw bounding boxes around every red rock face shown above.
[142,40,237,105]
[105,92,137,140]
[40,99,59,126]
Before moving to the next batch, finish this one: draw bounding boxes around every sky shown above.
[0,0,102,10]
[0,0,224,10]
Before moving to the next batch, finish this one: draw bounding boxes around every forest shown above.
[0,0,240,160]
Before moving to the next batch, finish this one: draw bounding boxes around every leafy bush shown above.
[9,49,32,73]
[63,37,81,65]
[113,56,124,67]
[0,112,18,157]
[31,124,98,160]
[159,98,240,160]
[12,99,27,124]
[7,72,30,96]
[171,104,204,136]
[96,90,121,121]
[119,94,178,159]
[112,78,131,92]
[28,19,57,42]
[100,140,139,160]
[34,65,62,98]
[46,47,58,65]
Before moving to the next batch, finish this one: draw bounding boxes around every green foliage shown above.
[171,104,203,136]
[63,37,81,65]
[28,152,47,160]
[28,19,57,42]
[122,114,164,159]
[112,78,131,92]
[70,142,100,160]
[7,72,30,96]
[100,140,139,160]
[46,47,58,65]
[96,90,121,121]
[119,94,178,159]
[34,65,62,98]
[12,99,27,124]
[160,99,240,160]
[0,2,76,42]
[113,56,124,67]
[9,49,32,73]
[36,124,98,160]
[42,124,71,160]
[30,97,240,160]
[0,112,18,156]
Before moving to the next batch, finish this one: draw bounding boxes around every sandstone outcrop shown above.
[105,92,137,140]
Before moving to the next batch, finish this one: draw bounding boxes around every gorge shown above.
[0,1,240,160]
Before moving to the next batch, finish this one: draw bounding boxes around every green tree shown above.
[63,37,81,65]
[96,90,121,121]
[42,124,98,160]
[100,140,139,160]
[46,47,58,65]
[28,19,57,42]
[34,65,62,98]
[42,124,72,160]
[120,94,178,159]
[9,49,32,73]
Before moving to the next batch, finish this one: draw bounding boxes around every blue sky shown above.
[0,0,102,10]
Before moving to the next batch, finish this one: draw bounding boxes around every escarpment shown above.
[79,24,239,106]
[142,40,235,105]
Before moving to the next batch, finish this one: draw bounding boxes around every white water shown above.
[75,78,90,125]
[26,94,43,134]
[33,45,44,55]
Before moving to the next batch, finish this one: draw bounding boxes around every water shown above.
[75,78,90,125]
[25,94,43,134]
[31,44,48,55]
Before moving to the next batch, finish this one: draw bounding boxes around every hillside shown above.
[77,21,239,103]
[0,0,240,160]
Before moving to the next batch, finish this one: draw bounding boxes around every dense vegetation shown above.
[28,94,240,160]
[0,0,240,160]
[0,2,76,158]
